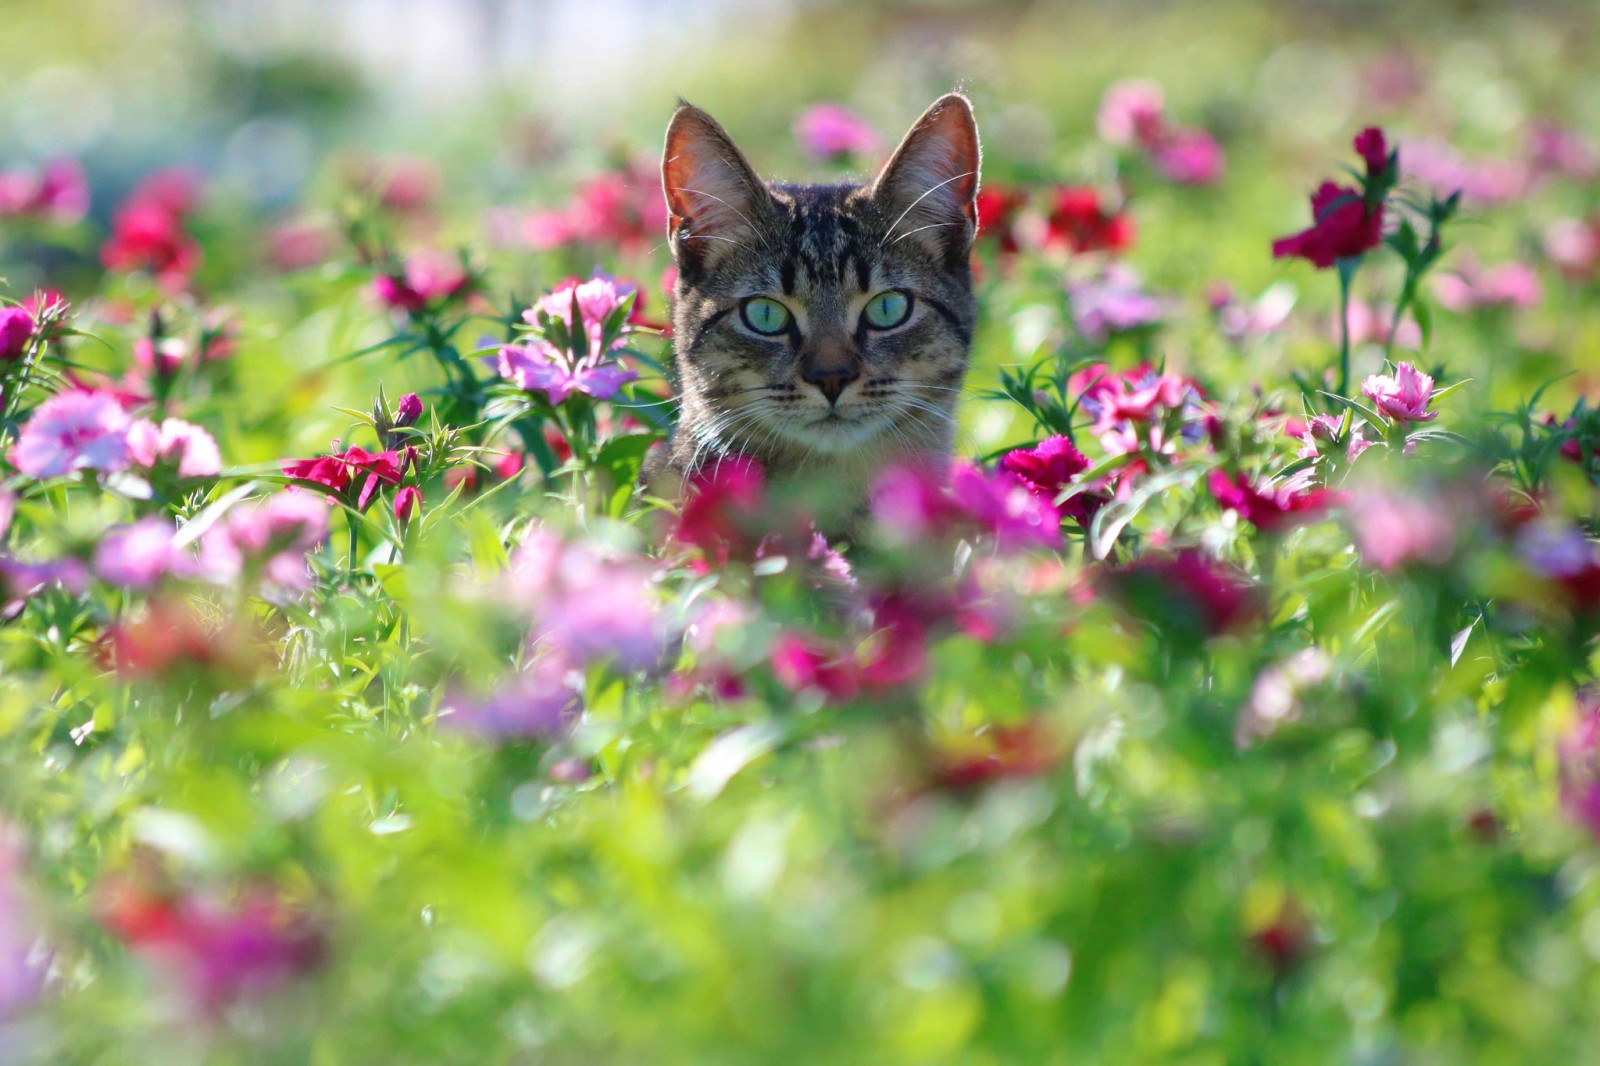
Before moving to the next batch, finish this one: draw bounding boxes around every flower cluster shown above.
[1097,79,1226,185]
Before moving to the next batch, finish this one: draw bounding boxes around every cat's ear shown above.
[662,103,772,272]
[871,93,981,260]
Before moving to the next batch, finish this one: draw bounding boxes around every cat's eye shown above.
[863,290,913,330]
[740,297,793,336]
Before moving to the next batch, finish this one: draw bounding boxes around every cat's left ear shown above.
[871,93,981,261]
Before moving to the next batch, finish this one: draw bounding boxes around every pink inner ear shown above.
[663,115,764,243]
[877,98,981,230]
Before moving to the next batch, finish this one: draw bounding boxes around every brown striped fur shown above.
[646,94,981,526]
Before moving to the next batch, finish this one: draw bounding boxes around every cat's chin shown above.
[771,411,893,457]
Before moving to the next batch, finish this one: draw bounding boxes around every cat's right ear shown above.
[662,104,771,273]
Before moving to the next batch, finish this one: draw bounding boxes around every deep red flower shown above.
[1271,181,1384,269]
[1042,186,1134,254]
[282,445,404,509]
[1101,550,1263,641]
[998,436,1104,526]
[1209,470,1340,533]
[1354,126,1389,176]
[101,200,200,286]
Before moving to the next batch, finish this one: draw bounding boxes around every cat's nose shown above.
[803,364,860,405]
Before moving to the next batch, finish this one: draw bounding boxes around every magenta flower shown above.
[951,464,1063,549]
[393,485,422,523]
[1100,549,1263,640]
[373,251,469,313]
[0,307,34,362]
[1353,126,1390,175]
[771,633,862,702]
[1076,363,1196,434]
[674,456,768,563]
[1096,80,1167,148]
[10,390,132,479]
[1361,362,1437,423]
[1209,470,1340,533]
[94,516,187,589]
[999,436,1104,526]
[795,104,880,161]
[0,159,89,224]
[127,417,222,479]
[394,392,423,427]
[283,444,405,509]
[1153,129,1225,185]
[872,463,1060,551]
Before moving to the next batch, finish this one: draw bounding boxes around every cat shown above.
[644,93,981,530]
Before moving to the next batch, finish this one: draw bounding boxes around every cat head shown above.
[661,94,980,470]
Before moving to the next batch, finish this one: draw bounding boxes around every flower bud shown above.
[394,485,422,523]
[394,392,423,427]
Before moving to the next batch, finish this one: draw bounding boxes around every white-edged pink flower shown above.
[10,390,132,479]
[1362,363,1438,423]
[127,418,222,479]
[94,516,187,589]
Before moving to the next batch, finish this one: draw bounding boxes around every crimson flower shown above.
[283,445,405,509]
[1101,550,1263,641]
[674,456,768,564]
[998,436,1104,526]
[1272,181,1384,268]
[974,185,1027,256]
[1042,186,1134,254]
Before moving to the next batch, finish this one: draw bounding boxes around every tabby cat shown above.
[645,93,981,527]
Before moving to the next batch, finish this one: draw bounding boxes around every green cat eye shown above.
[740,297,793,336]
[863,290,913,329]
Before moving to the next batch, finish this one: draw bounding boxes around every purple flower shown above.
[494,341,636,404]
[10,390,132,479]
[0,828,44,1019]
[507,527,664,671]
[438,655,581,739]
[94,516,187,589]
[795,104,880,161]
[1068,266,1169,340]
[531,276,632,356]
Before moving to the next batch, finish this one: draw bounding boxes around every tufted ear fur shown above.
[661,103,774,273]
[871,93,981,262]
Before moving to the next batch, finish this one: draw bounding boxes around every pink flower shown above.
[509,528,663,671]
[373,251,470,313]
[675,456,768,563]
[1544,217,1600,280]
[94,516,186,589]
[101,174,202,289]
[268,218,331,272]
[0,159,89,224]
[1361,362,1437,423]
[1074,363,1196,433]
[1527,122,1599,182]
[1097,80,1167,148]
[1431,258,1542,313]
[1338,298,1421,349]
[10,389,132,479]
[198,492,331,595]
[1153,129,1225,185]
[1560,696,1600,841]
[1273,181,1384,268]
[771,633,862,702]
[1209,470,1340,533]
[393,485,422,522]
[795,104,880,161]
[1236,648,1332,746]
[531,275,633,355]
[1345,489,1457,570]
[127,418,222,479]
[0,307,33,362]
[1402,138,1528,205]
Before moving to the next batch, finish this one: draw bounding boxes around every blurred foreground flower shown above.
[1101,550,1262,642]
[0,828,44,1019]
[10,389,132,479]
